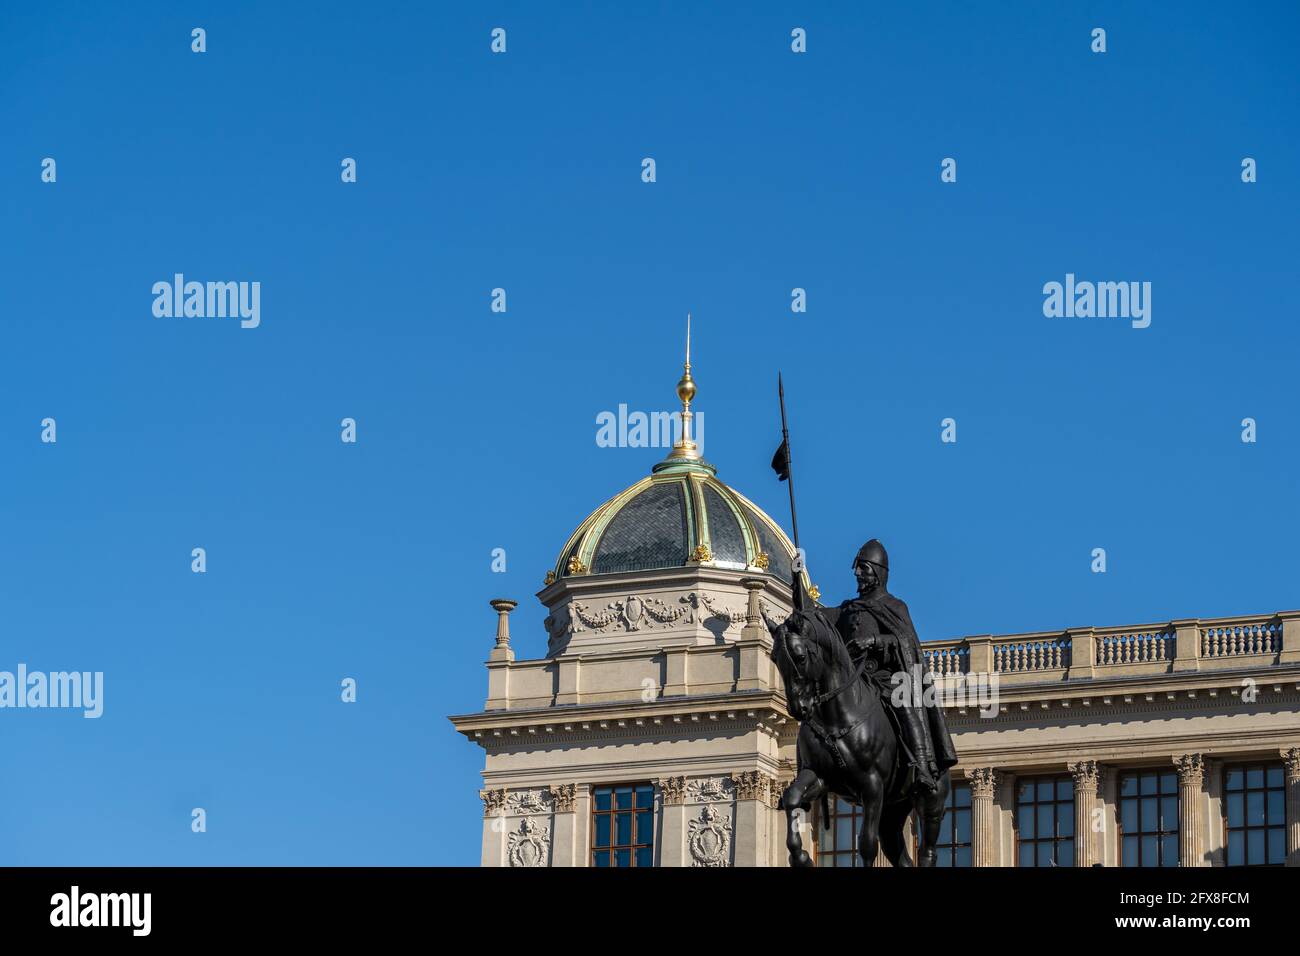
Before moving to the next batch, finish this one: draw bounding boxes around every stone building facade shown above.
[452,589,1300,867]
[450,349,1300,867]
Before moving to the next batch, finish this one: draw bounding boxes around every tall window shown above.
[818,788,970,866]
[1017,776,1074,867]
[591,783,654,867]
[935,783,972,866]
[1119,770,1179,866]
[819,796,865,867]
[1224,764,1285,866]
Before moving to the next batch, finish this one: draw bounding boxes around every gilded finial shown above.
[668,313,701,460]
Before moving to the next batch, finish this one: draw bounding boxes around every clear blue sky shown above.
[2,2,1296,865]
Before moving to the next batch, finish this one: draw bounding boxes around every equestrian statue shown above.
[768,376,958,867]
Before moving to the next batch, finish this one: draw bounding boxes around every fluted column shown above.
[1176,754,1207,867]
[1069,760,1100,867]
[966,767,998,867]
[1285,749,1300,868]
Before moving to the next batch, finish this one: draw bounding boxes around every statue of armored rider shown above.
[818,539,958,795]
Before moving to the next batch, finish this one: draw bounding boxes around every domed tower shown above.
[451,320,807,867]
[542,317,811,657]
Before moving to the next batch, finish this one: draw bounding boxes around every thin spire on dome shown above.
[668,313,701,460]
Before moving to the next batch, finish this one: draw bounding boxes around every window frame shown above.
[1116,768,1181,867]
[933,782,973,867]
[1014,774,1075,867]
[1222,761,1286,868]
[589,782,656,867]
[817,796,866,867]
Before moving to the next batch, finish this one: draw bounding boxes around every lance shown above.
[771,373,807,607]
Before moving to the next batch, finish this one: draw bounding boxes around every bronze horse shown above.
[770,606,950,867]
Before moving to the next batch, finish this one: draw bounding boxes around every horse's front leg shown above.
[781,768,823,868]
[856,769,886,867]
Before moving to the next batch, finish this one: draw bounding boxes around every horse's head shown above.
[769,607,852,721]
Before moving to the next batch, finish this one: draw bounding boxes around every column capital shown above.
[730,770,774,802]
[1282,748,1300,780]
[548,783,578,813]
[657,775,687,806]
[480,788,507,817]
[965,766,998,797]
[1069,759,1101,792]
[1175,753,1207,786]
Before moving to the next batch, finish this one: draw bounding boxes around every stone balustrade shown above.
[923,610,1300,684]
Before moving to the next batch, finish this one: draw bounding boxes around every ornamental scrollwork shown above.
[687,805,732,867]
[506,789,553,815]
[686,777,734,803]
[507,818,550,867]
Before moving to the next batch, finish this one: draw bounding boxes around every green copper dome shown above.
[550,458,799,584]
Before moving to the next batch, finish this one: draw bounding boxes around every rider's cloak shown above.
[822,593,959,773]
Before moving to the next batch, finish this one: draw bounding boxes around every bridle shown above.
[785,634,868,712]
[782,615,872,766]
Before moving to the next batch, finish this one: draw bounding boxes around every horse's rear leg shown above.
[781,768,824,868]
[914,771,951,867]
[878,801,914,867]
[855,770,886,867]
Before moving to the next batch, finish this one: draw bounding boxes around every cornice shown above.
[944,670,1300,726]
[450,690,792,749]
[951,727,1300,774]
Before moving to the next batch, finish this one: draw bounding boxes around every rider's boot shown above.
[899,704,939,795]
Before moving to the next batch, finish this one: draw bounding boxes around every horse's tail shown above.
[821,792,831,831]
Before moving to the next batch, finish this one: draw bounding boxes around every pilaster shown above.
[657,776,688,866]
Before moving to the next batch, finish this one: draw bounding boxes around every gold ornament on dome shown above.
[691,543,712,562]
[567,556,587,575]
[753,552,770,570]
[544,570,557,585]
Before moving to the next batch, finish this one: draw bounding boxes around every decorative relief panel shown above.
[558,590,791,636]
[689,592,745,628]
[506,789,553,815]
[686,777,735,803]
[687,805,732,867]
[507,818,550,868]
[760,604,790,631]
[544,606,573,640]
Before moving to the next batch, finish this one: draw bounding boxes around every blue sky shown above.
[1,2,1297,865]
